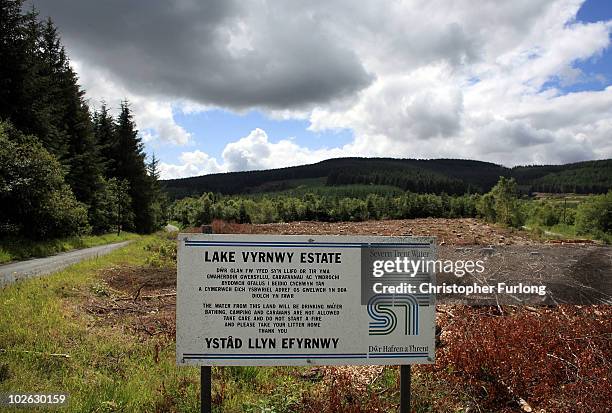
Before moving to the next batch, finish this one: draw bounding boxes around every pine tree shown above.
[112,101,160,233]
[147,153,168,228]
[93,103,117,177]
[0,0,27,125]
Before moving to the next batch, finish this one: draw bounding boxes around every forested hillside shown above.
[512,160,612,193]
[0,1,164,239]
[162,157,612,198]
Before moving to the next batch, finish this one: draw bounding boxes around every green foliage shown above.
[0,236,200,413]
[476,177,524,228]
[108,102,164,233]
[90,177,134,234]
[163,157,612,199]
[170,191,482,227]
[518,194,610,243]
[41,183,91,238]
[143,235,177,268]
[489,177,523,227]
[0,121,89,239]
[513,159,612,193]
[163,158,507,198]
[575,191,612,241]
[171,178,610,243]
[522,200,576,228]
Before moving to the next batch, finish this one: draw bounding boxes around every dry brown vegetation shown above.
[226,218,538,246]
[85,266,176,340]
[434,305,612,412]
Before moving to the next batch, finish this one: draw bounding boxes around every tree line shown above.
[0,1,165,239]
[170,177,611,243]
[171,191,480,226]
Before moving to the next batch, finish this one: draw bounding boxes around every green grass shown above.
[525,223,611,243]
[0,236,199,412]
[0,232,139,264]
[0,236,318,412]
[548,223,612,244]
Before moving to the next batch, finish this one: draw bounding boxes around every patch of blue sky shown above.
[541,0,612,95]
[466,76,480,86]
[157,108,353,161]
[576,0,612,23]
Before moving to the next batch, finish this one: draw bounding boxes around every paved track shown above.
[0,241,132,287]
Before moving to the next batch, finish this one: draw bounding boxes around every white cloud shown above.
[160,128,350,178]
[159,150,223,179]
[73,61,192,145]
[307,0,612,166]
[222,128,349,171]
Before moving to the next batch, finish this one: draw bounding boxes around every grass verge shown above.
[0,232,139,264]
[0,235,319,412]
[0,236,199,412]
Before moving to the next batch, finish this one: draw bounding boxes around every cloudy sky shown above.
[31,0,612,179]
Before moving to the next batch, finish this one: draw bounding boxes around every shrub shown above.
[0,121,90,239]
[575,191,611,240]
[144,236,177,268]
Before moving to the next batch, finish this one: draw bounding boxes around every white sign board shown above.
[177,234,436,366]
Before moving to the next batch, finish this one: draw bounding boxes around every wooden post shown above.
[200,224,213,413]
[400,365,411,413]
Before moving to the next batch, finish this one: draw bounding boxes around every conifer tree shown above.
[0,0,26,126]
[93,103,117,177]
[113,101,159,233]
[0,2,167,238]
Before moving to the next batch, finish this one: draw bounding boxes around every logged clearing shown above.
[216,218,611,305]
[76,219,612,412]
[216,218,540,246]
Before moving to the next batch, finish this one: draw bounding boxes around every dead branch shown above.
[113,292,176,301]
[0,348,70,358]
[500,379,533,412]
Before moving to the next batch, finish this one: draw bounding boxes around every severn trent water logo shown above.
[368,294,419,335]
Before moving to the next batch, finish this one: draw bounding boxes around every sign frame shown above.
[176,233,436,367]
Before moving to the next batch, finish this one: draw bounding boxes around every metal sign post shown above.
[201,366,211,413]
[400,365,411,413]
[200,225,213,413]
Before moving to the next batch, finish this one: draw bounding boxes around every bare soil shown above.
[246,218,539,246]
[85,266,176,340]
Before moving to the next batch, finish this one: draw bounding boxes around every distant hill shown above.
[162,157,612,199]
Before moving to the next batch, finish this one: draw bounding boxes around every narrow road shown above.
[0,241,133,287]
